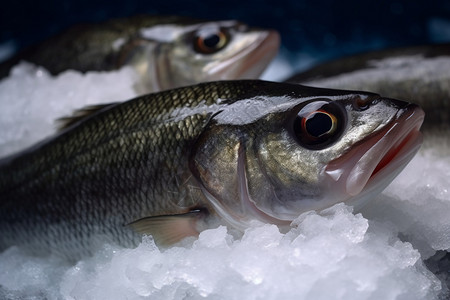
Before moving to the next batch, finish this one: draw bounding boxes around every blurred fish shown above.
[0,15,279,92]
[0,80,424,260]
[285,43,450,149]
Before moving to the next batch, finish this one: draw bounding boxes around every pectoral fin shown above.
[127,209,207,245]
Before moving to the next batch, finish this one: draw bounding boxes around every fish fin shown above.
[127,209,207,245]
[56,103,118,131]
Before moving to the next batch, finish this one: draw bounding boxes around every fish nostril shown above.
[352,94,379,111]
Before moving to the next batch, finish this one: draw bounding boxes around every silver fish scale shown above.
[0,81,249,259]
[1,80,346,259]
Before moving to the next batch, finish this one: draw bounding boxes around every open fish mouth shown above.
[326,103,425,201]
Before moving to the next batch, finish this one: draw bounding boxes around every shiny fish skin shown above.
[0,82,220,258]
[0,15,279,92]
[0,80,423,260]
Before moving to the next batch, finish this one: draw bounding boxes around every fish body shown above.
[0,80,424,260]
[0,15,279,92]
[285,44,450,141]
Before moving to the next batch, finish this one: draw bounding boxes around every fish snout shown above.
[324,99,424,208]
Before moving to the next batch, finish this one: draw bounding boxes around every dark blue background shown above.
[1,0,450,63]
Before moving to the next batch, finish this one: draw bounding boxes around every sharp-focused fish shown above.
[0,15,279,92]
[285,44,450,137]
[0,80,424,260]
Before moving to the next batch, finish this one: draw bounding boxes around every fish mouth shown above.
[233,30,280,79]
[325,103,424,205]
[207,30,280,80]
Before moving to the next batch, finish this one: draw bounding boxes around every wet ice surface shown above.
[0,62,449,299]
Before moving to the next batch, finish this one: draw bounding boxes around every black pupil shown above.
[306,113,332,137]
[203,34,221,49]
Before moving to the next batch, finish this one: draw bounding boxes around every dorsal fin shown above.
[56,103,118,131]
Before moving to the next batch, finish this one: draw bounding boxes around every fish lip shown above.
[207,30,280,80]
[233,30,281,79]
[325,103,425,200]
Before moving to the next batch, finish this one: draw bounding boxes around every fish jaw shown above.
[324,103,425,209]
[202,30,281,80]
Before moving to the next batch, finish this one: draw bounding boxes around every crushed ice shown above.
[0,61,449,299]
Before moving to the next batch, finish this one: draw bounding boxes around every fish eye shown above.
[292,101,346,149]
[193,28,229,54]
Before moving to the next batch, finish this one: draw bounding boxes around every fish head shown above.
[130,20,279,92]
[190,81,424,230]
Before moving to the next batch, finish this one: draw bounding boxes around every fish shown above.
[0,15,279,92]
[0,80,424,260]
[285,43,450,149]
